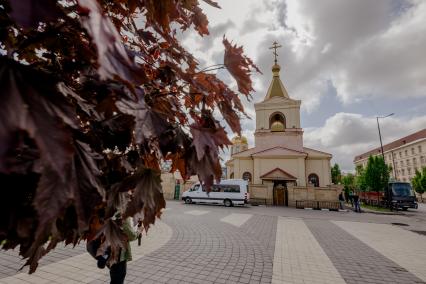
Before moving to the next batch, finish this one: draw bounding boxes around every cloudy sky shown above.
[180,0,426,172]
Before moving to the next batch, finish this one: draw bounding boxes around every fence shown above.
[296,200,340,210]
[249,198,268,206]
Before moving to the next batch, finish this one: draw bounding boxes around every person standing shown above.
[348,190,354,207]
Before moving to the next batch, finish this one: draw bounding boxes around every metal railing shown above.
[296,200,340,210]
[249,198,268,206]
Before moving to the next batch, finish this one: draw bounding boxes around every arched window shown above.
[230,172,234,179]
[269,112,285,132]
[308,173,319,187]
[242,172,252,182]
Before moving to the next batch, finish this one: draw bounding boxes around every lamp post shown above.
[376,113,394,207]
[376,113,394,160]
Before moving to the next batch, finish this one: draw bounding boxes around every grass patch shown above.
[361,203,392,212]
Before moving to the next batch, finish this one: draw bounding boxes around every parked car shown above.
[182,179,249,207]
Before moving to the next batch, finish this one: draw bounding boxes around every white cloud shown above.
[179,0,426,170]
[304,113,426,171]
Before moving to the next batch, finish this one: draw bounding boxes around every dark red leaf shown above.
[202,0,221,8]
[77,0,144,84]
[9,0,63,29]
[115,92,169,144]
[124,168,166,231]
[223,37,261,95]
[0,58,76,176]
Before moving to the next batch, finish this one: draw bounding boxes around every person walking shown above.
[87,209,138,284]
[109,212,137,284]
[338,192,345,210]
[353,193,361,213]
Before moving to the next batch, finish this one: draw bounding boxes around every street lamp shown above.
[376,113,394,160]
[376,113,394,207]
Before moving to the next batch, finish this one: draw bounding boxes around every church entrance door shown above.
[273,181,287,206]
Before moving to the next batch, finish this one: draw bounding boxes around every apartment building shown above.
[354,129,426,183]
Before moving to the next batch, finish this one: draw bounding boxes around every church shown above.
[225,44,337,206]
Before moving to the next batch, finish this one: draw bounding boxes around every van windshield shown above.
[391,183,414,197]
[190,184,200,192]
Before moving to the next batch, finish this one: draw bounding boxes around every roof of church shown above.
[260,168,297,181]
[264,64,290,100]
[231,145,331,158]
[303,147,333,158]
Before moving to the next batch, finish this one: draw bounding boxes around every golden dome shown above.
[272,64,281,76]
[231,136,248,144]
[271,120,285,132]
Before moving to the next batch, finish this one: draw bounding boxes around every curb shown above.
[302,208,342,212]
[345,205,404,216]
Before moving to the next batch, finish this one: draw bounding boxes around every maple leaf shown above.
[0,57,77,176]
[9,0,64,29]
[95,219,128,266]
[223,37,261,96]
[218,101,241,134]
[115,91,169,145]
[189,116,230,189]
[190,123,231,161]
[72,140,105,230]
[1,0,259,273]
[202,0,221,8]
[124,168,166,231]
[77,0,144,84]
[187,148,222,190]
[191,6,210,36]
[24,139,104,272]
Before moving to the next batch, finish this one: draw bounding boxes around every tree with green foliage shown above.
[364,156,390,202]
[412,167,426,202]
[342,173,355,195]
[355,165,367,192]
[331,163,342,184]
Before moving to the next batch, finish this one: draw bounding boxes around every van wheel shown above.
[224,199,232,207]
[185,198,192,204]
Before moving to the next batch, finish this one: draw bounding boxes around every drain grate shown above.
[391,222,409,226]
[411,230,426,236]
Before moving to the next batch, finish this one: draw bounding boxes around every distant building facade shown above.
[354,129,426,182]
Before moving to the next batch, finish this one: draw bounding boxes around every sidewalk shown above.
[344,203,404,215]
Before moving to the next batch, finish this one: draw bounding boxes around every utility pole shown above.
[376,113,394,160]
[376,113,394,206]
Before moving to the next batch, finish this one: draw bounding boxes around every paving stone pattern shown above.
[2,204,426,284]
[306,220,425,284]
[240,214,277,257]
[0,243,86,278]
[91,212,273,284]
[272,217,345,284]
[334,221,426,283]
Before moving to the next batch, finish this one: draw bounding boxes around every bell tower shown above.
[254,42,304,151]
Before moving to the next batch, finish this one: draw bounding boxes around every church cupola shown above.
[253,41,303,151]
[230,135,248,155]
[264,42,290,100]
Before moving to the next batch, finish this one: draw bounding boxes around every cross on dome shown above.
[269,41,282,65]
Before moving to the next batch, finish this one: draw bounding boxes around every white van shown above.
[181,179,249,207]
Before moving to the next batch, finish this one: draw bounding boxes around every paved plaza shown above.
[1,202,426,284]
